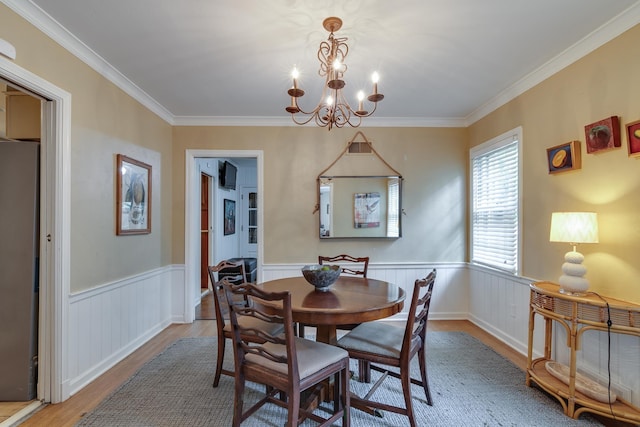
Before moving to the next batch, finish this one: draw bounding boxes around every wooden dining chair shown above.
[207,261,283,387]
[319,254,369,277]
[299,254,372,380]
[336,269,437,427]
[222,281,351,427]
[299,254,370,339]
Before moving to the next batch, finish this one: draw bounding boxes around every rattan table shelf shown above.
[526,281,640,424]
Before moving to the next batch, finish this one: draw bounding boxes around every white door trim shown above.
[0,56,71,403]
[184,150,263,322]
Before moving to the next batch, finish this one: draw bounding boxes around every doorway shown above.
[0,83,41,404]
[200,173,212,293]
[0,57,71,405]
[184,150,263,324]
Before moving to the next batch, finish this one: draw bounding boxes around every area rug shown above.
[75,332,602,426]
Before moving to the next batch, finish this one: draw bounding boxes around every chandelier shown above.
[285,17,384,130]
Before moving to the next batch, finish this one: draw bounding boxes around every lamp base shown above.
[557,250,589,295]
[558,274,589,296]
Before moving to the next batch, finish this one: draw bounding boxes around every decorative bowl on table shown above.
[301,265,342,291]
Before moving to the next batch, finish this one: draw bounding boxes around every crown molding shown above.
[7,0,640,129]
[172,115,466,128]
[465,1,640,126]
[3,0,174,124]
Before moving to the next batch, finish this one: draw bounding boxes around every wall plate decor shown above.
[547,141,581,174]
[116,154,151,235]
[584,116,621,154]
[626,119,640,157]
[224,199,236,235]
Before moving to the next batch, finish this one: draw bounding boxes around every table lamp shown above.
[549,212,599,295]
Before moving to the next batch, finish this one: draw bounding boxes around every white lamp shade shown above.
[549,212,599,244]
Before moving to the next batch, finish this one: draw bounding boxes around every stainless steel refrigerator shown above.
[0,140,39,401]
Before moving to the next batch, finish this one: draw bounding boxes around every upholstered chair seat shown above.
[245,337,348,379]
[336,322,410,359]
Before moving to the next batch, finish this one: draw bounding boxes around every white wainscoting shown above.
[64,261,638,407]
[67,265,180,397]
[467,264,639,407]
[467,264,535,356]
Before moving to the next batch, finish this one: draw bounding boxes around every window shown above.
[470,127,521,274]
[386,177,400,237]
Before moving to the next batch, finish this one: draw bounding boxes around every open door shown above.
[200,173,212,291]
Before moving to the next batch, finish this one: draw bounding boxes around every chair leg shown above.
[357,360,371,383]
[287,386,300,427]
[232,375,245,427]
[401,360,417,427]
[298,323,306,338]
[213,335,226,387]
[342,366,351,427]
[418,348,433,405]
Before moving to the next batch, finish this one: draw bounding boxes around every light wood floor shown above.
[0,294,628,426]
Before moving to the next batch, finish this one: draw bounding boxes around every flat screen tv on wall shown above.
[220,161,237,190]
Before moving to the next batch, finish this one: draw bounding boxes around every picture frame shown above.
[584,116,621,154]
[354,192,381,228]
[224,199,236,235]
[547,141,581,174]
[626,119,640,157]
[116,154,151,235]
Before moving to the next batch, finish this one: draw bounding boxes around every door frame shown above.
[184,150,263,323]
[0,57,71,403]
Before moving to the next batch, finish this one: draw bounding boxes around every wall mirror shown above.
[319,175,402,239]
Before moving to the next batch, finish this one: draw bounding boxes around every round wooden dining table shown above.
[256,275,405,345]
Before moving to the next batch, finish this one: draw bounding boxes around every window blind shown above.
[387,178,400,237]
[471,136,519,273]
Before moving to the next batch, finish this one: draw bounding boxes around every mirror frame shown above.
[318,175,402,239]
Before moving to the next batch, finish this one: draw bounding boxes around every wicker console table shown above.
[526,281,640,424]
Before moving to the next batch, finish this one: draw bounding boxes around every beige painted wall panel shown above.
[172,126,468,264]
[0,4,173,292]
[469,24,640,303]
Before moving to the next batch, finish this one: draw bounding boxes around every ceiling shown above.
[9,0,640,127]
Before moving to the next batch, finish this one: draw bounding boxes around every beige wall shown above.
[5,0,639,304]
[0,4,173,292]
[172,126,468,264]
[469,25,640,303]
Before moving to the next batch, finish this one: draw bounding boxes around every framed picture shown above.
[626,119,640,157]
[584,116,621,154]
[354,192,381,228]
[224,199,236,235]
[547,141,581,174]
[116,154,151,235]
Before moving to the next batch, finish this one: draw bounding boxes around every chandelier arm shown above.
[290,113,321,126]
[356,100,378,118]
